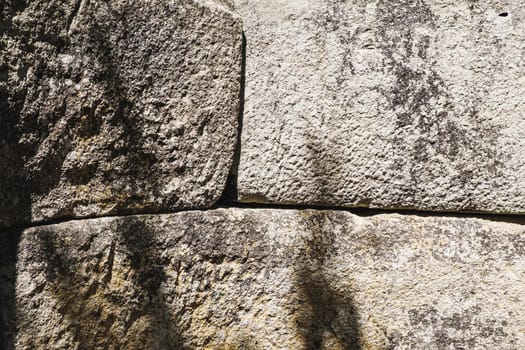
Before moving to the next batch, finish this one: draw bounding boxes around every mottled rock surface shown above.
[2,209,525,349]
[235,0,525,213]
[0,0,242,228]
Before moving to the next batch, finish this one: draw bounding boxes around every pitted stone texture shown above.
[3,209,525,349]
[235,0,525,213]
[0,0,242,228]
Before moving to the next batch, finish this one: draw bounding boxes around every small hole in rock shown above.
[499,12,509,17]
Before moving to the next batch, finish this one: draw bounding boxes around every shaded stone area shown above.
[294,212,361,349]
[0,229,20,350]
[5,209,525,349]
[235,0,525,214]
[0,0,242,228]
[25,218,185,349]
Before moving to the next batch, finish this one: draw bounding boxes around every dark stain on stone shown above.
[0,64,7,81]
[403,305,509,348]
[76,104,102,139]
[313,0,356,85]
[511,237,525,257]
[376,0,439,130]
[375,0,506,204]
[303,112,349,206]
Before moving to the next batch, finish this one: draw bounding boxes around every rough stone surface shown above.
[235,0,525,213]
[2,208,525,349]
[0,0,242,228]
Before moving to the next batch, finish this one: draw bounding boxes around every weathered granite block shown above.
[0,0,242,228]
[234,0,525,213]
[1,209,524,349]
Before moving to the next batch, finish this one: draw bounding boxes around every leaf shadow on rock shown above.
[32,217,186,349]
[2,0,172,227]
[294,212,362,350]
[72,3,166,209]
[0,3,31,349]
[116,217,187,349]
[0,0,33,227]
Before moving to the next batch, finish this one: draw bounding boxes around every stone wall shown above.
[1,1,524,349]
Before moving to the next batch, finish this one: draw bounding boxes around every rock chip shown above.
[2,209,525,349]
[234,0,525,213]
[0,0,242,228]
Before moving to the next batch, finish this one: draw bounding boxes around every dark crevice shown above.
[0,230,21,350]
[217,202,525,225]
[1,206,222,232]
[218,31,246,204]
[6,200,525,233]
[499,12,508,17]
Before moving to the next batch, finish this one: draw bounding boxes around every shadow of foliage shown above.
[34,217,186,349]
[0,0,32,227]
[0,4,30,349]
[294,212,362,350]
[117,217,186,349]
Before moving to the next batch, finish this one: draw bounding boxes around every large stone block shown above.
[0,0,242,228]
[2,209,525,349]
[234,0,525,213]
